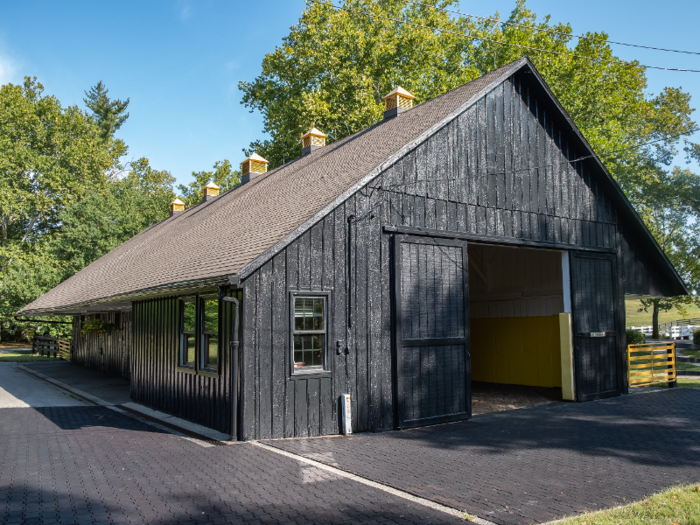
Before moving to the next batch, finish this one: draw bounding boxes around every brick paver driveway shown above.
[0,406,460,525]
[267,389,700,524]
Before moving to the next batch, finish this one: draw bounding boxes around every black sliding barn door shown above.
[570,252,622,401]
[393,235,470,428]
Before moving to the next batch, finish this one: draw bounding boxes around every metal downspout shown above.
[222,295,240,441]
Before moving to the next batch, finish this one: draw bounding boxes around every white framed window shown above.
[290,292,331,375]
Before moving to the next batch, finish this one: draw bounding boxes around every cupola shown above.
[169,198,185,216]
[301,127,327,156]
[202,181,220,202]
[240,153,269,184]
[382,86,415,119]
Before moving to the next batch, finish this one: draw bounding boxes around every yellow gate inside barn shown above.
[628,342,676,387]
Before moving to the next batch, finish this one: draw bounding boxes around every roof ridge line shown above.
[235,59,528,282]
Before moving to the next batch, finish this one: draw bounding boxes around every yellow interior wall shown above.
[471,315,562,388]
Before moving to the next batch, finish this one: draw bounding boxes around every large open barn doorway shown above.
[468,244,570,415]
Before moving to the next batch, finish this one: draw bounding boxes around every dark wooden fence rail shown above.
[33,335,59,357]
[32,336,72,359]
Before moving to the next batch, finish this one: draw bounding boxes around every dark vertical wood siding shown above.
[71,312,132,379]
[131,290,241,434]
[239,70,662,439]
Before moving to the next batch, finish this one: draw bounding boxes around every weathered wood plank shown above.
[257,260,273,440]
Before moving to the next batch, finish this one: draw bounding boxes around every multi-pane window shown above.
[180,298,196,368]
[201,296,219,370]
[179,295,219,374]
[293,297,326,372]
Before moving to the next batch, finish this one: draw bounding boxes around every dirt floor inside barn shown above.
[471,382,562,415]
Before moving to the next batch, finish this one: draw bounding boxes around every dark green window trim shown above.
[178,293,221,377]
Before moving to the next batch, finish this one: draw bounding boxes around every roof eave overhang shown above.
[16,275,232,317]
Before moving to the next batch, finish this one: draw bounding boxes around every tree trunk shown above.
[652,300,660,339]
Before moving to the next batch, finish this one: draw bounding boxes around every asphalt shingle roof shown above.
[18,60,525,315]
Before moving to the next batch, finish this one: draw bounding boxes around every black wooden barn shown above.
[18,58,686,440]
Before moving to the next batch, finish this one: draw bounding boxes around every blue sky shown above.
[1,0,698,188]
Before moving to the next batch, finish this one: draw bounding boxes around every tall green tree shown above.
[0,77,119,338]
[636,166,700,336]
[0,77,115,268]
[50,158,175,278]
[84,81,130,140]
[177,160,240,208]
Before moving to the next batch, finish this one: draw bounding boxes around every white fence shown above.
[627,325,700,340]
[628,325,653,336]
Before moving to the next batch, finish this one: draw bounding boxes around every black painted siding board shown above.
[295,379,308,437]
[241,276,257,440]
[466,108,477,206]
[271,253,286,439]
[477,97,487,208]
[355,191,370,433]
[334,205,348,400]
[299,231,311,290]
[426,198,437,230]
[284,243,298,438]
[320,377,334,435]
[369,186,383,431]
[504,79,513,212]
[527,88,538,217]
[258,260,273,440]
[486,91,497,210]
[496,83,506,211]
[344,198,358,429]
[308,377,320,436]
[311,223,323,290]
[381,191,394,430]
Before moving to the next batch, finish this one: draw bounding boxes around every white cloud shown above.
[179,1,192,20]
[0,54,17,86]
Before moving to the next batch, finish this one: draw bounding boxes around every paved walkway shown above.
[0,363,86,408]
[21,362,132,405]
[0,406,461,525]
[3,361,700,524]
[266,389,700,524]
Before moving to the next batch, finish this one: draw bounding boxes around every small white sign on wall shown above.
[340,394,352,435]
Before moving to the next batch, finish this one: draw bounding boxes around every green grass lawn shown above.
[676,378,700,387]
[0,350,59,362]
[676,362,700,372]
[625,298,700,327]
[549,483,700,524]
[679,348,700,359]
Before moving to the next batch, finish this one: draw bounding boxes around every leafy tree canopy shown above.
[177,160,240,208]
[0,77,172,340]
[50,158,175,279]
[240,0,696,182]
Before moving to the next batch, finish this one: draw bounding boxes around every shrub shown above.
[693,329,700,345]
[626,329,646,345]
